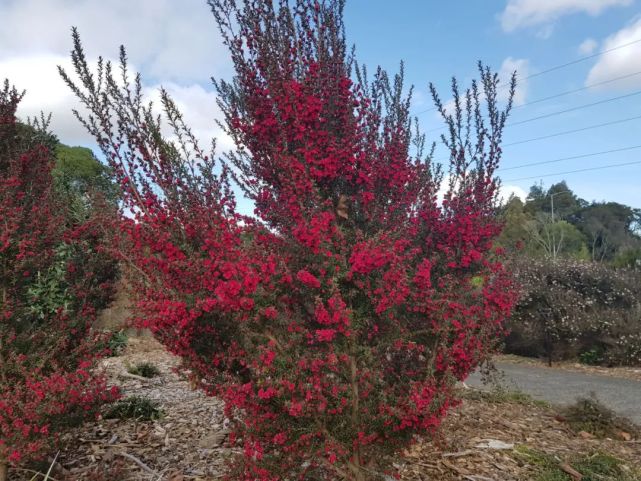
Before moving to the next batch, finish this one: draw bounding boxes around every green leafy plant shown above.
[104,396,163,421]
[106,330,128,357]
[127,362,160,378]
[462,387,550,408]
[514,446,640,481]
[578,348,605,366]
[26,244,73,320]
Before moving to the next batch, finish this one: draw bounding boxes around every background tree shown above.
[61,1,517,479]
[496,196,532,253]
[573,202,641,262]
[0,81,117,480]
[508,181,640,263]
[524,181,583,219]
[524,216,589,260]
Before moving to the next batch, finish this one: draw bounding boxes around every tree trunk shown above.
[0,460,8,481]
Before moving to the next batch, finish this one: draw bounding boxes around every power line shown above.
[509,89,641,127]
[523,37,641,81]
[498,145,641,171]
[512,70,641,110]
[424,89,641,134]
[504,114,641,147]
[413,37,641,116]
[503,159,641,182]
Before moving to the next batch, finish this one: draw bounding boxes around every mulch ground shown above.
[27,338,640,481]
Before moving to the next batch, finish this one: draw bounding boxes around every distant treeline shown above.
[497,181,641,267]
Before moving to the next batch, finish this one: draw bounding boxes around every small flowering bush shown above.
[0,81,118,477]
[61,1,516,478]
[506,257,641,366]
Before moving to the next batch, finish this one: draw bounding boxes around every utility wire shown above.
[512,70,641,110]
[504,114,641,147]
[498,145,641,171]
[523,37,641,81]
[425,88,641,133]
[509,89,641,127]
[503,159,641,182]
[413,37,641,116]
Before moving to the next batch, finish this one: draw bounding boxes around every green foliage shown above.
[106,330,128,356]
[502,182,641,263]
[105,396,163,421]
[575,202,641,262]
[578,347,605,366]
[524,217,590,260]
[127,362,161,378]
[26,244,73,320]
[514,447,641,481]
[613,247,641,269]
[496,196,531,253]
[54,145,117,199]
[461,387,549,408]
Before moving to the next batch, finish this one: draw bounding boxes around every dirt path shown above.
[467,360,641,423]
[55,339,230,480]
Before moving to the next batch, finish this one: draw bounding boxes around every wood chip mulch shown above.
[36,339,641,481]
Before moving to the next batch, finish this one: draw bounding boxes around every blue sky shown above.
[1,0,640,209]
[344,0,641,208]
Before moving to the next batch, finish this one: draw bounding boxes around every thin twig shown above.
[115,451,158,476]
[442,449,476,458]
[10,468,59,481]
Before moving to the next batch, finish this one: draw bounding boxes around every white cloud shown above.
[500,0,632,33]
[579,38,598,55]
[585,18,641,90]
[1,55,232,154]
[498,184,527,204]
[440,57,529,117]
[142,83,235,154]
[436,174,525,206]
[0,0,233,148]
[0,0,228,84]
[1,55,93,145]
[499,57,529,105]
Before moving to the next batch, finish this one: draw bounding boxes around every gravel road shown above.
[466,361,641,424]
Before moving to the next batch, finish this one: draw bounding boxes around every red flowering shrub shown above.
[61,1,516,478]
[0,81,117,479]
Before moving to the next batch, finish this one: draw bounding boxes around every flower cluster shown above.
[62,2,516,479]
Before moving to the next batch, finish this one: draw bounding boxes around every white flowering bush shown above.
[505,258,641,366]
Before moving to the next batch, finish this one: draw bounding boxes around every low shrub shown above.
[104,396,163,421]
[505,258,641,366]
[106,330,128,357]
[0,82,118,475]
[578,348,605,366]
[126,362,160,378]
[560,395,638,439]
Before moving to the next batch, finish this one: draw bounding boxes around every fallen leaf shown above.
[618,431,632,441]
